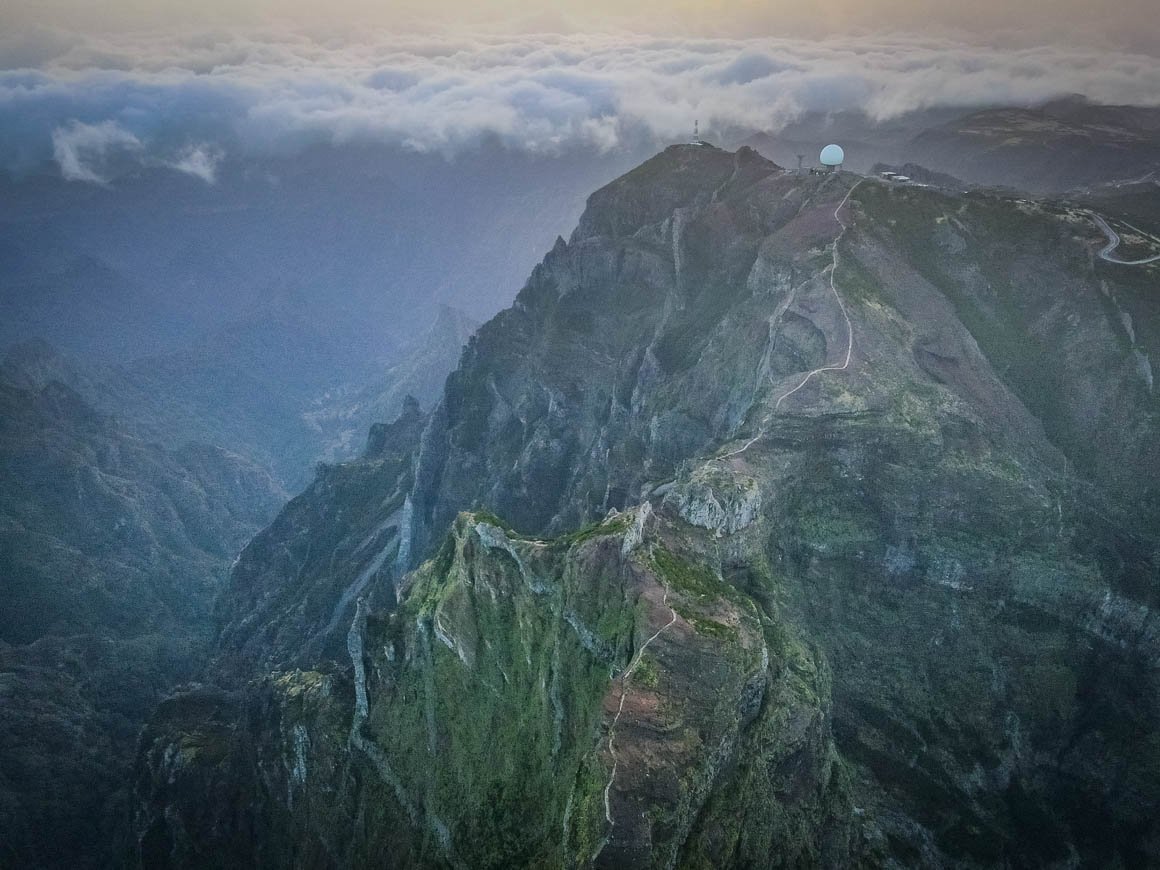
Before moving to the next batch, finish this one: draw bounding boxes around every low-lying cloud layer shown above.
[3,29,1159,182]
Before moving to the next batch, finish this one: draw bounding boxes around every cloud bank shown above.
[3,30,1159,182]
[51,119,141,183]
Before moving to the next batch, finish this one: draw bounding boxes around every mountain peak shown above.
[572,144,783,242]
[428,303,479,342]
[0,338,92,394]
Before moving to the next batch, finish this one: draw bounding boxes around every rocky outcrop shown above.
[213,395,427,678]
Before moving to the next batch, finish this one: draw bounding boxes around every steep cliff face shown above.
[213,396,427,678]
[407,146,842,552]
[137,144,1160,867]
[137,507,856,869]
[302,306,480,468]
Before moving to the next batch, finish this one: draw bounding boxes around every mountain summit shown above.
[134,145,1160,868]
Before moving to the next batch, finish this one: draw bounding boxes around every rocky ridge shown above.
[135,144,1160,868]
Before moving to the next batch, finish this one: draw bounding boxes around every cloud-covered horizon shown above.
[4,0,1159,53]
[3,29,1160,183]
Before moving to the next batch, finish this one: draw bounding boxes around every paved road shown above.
[1092,213,1160,265]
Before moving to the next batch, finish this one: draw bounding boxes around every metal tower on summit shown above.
[690,119,711,146]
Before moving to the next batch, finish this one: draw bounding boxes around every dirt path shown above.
[717,179,862,461]
[772,180,860,408]
[597,589,678,848]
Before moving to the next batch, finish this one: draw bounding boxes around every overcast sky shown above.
[3,0,1158,49]
[2,1,1157,182]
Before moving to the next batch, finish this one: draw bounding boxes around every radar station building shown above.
[820,143,845,172]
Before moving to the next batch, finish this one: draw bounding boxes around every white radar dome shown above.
[820,144,845,166]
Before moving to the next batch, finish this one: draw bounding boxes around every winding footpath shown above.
[717,179,862,461]
[1091,213,1160,265]
[772,181,860,409]
[598,589,678,844]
